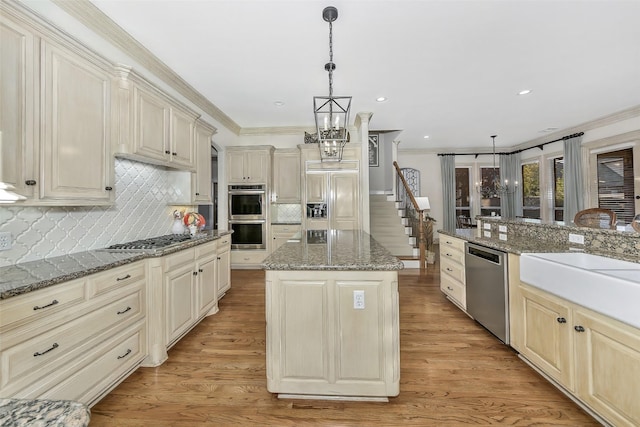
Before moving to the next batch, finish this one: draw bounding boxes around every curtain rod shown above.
[437,132,584,157]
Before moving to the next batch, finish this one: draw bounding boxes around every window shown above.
[553,158,564,221]
[479,167,501,216]
[455,167,471,223]
[597,148,635,223]
[522,162,540,219]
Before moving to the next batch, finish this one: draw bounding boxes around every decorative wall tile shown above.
[271,204,302,223]
[0,158,188,267]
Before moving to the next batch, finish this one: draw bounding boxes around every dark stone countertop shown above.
[0,398,90,427]
[0,230,233,300]
[263,230,404,271]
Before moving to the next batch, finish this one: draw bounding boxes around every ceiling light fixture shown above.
[273,101,284,107]
[423,135,430,139]
[518,89,532,95]
[475,135,517,198]
[313,6,351,162]
[376,96,387,102]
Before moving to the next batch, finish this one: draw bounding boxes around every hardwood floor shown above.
[90,267,598,426]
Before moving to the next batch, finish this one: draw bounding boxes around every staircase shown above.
[369,194,417,258]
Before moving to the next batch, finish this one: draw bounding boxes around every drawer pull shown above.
[574,325,585,332]
[446,267,453,272]
[117,306,132,315]
[117,349,132,359]
[34,343,59,357]
[446,241,452,244]
[447,286,454,291]
[33,300,59,311]
[116,274,131,281]
[556,317,567,324]
[446,253,453,257]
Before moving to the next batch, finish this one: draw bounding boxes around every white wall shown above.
[396,152,443,230]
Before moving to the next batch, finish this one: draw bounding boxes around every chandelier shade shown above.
[475,135,518,198]
[313,6,352,162]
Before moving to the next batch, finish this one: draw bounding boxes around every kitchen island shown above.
[262,230,403,400]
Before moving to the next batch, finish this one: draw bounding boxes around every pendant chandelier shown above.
[475,135,517,198]
[313,6,351,162]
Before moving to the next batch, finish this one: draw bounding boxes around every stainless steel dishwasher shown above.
[465,242,509,344]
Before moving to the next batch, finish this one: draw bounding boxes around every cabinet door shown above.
[519,285,574,390]
[217,245,231,299]
[193,123,212,203]
[134,86,169,161]
[331,173,359,230]
[165,263,196,344]
[306,173,326,203]
[574,309,640,426]
[170,107,194,169]
[196,254,217,316]
[0,16,37,198]
[40,40,113,201]
[227,150,246,183]
[245,150,268,183]
[273,151,300,203]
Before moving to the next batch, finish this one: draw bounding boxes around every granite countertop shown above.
[0,230,233,300]
[439,228,639,263]
[0,398,90,427]
[263,229,404,271]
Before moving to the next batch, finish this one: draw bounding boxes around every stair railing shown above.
[393,161,435,272]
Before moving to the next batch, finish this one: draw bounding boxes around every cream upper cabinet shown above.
[132,84,197,171]
[192,121,216,203]
[330,172,359,230]
[40,39,114,203]
[226,147,271,184]
[273,149,300,203]
[0,14,37,199]
[306,173,327,204]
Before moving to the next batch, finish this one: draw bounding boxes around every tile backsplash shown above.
[0,158,191,267]
[271,204,302,223]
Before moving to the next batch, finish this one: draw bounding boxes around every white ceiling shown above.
[89,0,640,151]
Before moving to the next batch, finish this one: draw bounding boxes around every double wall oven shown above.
[228,185,266,249]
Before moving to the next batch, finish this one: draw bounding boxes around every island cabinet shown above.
[272,149,301,203]
[226,146,272,184]
[511,280,640,426]
[0,261,147,406]
[1,6,115,205]
[216,235,231,299]
[438,233,466,310]
[265,271,400,398]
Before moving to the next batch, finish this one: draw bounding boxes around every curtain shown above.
[440,155,456,231]
[499,152,523,218]
[563,135,585,225]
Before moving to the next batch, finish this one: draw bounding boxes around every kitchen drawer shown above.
[40,321,145,404]
[0,278,86,332]
[217,236,231,250]
[195,240,217,259]
[271,224,301,236]
[440,257,465,283]
[0,283,144,392]
[87,261,145,298]
[440,274,465,308]
[164,247,195,270]
[231,250,266,265]
[440,245,464,265]
[440,235,466,253]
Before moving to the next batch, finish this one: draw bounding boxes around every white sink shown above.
[520,252,640,329]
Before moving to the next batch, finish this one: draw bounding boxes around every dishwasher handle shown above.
[466,244,503,265]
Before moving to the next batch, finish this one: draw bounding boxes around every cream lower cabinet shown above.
[0,261,147,406]
[163,241,218,347]
[513,281,640,426]
[438,233,466,309]
[217,236,231,299]
[265,270,400,397]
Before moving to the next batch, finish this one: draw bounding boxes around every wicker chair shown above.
[573,208,617,229]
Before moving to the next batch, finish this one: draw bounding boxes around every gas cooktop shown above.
[102,234,193,252]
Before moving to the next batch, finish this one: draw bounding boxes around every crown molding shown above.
[51,0,241,135]
[239,126,312,136]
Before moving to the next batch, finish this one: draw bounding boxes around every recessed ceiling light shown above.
[274,101,285,107]
[539,127,559,133]
[518,89,532,95]
[376,97,387,102]
[423,135,430,139]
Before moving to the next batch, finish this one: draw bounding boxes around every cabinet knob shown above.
[25,179,36,186]
[195,192,200,196]
[556,317,567,323]
[217,257,221,260]
[198,268,203,273]
[105,186,113,191]
[574,325,585,332]
[165,150,171,155]
[193,271,198,276]
[172,152,177,156]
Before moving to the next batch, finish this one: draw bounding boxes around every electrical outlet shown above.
[568,233,585,244]
[353,290,365,309]
[483,230,492,238]
[0,232,12,251]
[499,225,507,233]
[499,233,507,241]
[483,223,491,230]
